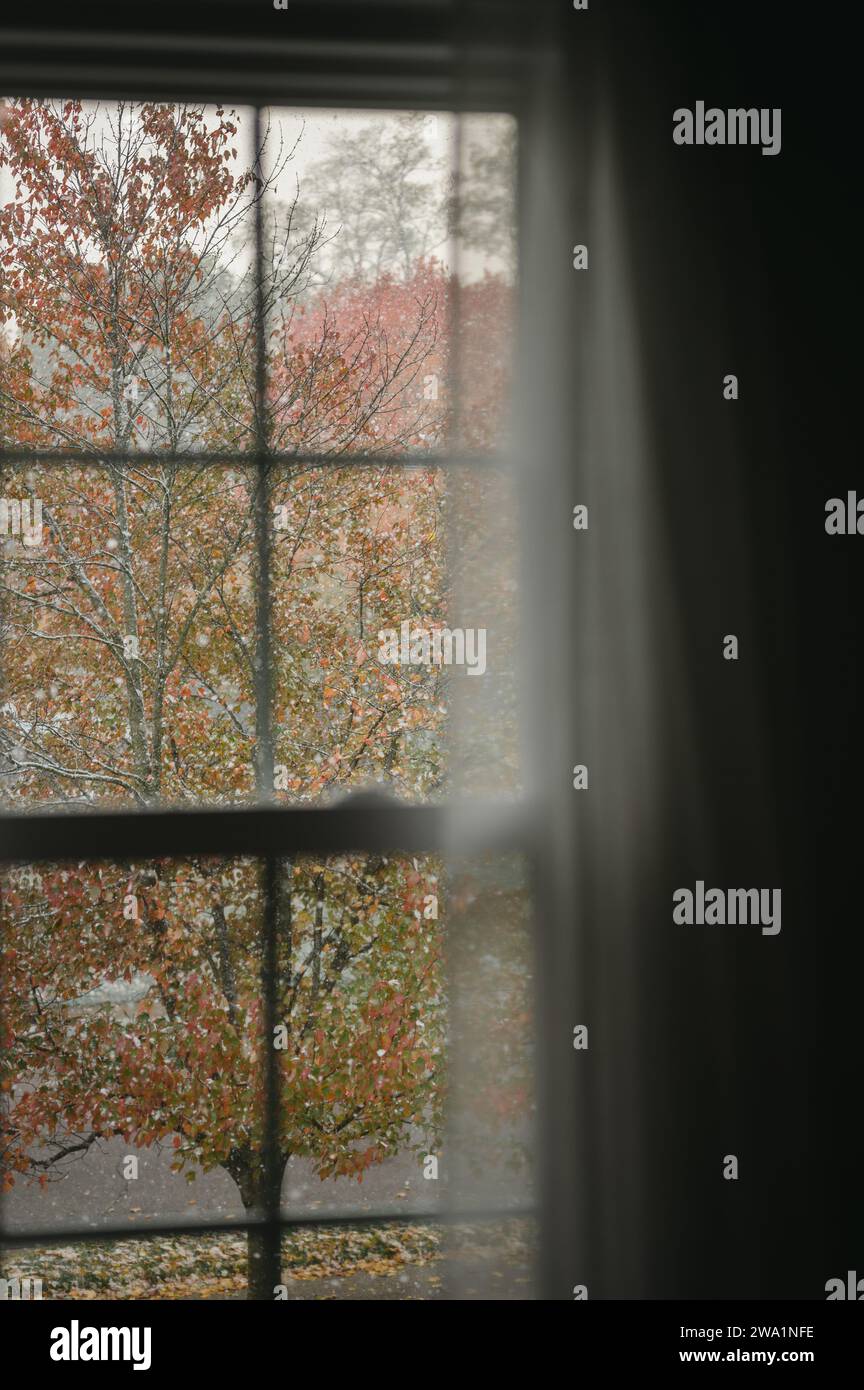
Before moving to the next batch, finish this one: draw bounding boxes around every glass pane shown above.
[0,856,264,1237]
[271,465,446,803]
[261,109,451,460]
[1,848,537,1298]
[446,854,536,1198]
[262,109,516,460]
[452,112,518,457]
[0,462,258,809]
[271,853,443,1224]
[0,100,257,456]
[447,464,522,799]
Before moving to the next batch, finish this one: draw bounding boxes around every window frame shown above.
[0,6,548,1300]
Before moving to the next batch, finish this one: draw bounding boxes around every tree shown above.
[284,112,448,285]
[452,117,517,279]
[0,99,515,1297]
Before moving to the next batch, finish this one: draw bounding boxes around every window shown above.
[0,13,541,1301]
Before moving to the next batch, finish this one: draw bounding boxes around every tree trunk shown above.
[234,1154,287,1300]
[245,1216,282,1301]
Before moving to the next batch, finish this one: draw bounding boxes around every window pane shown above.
[447,464,522,799]
[264,109,449,460]
[1,849,537,1298]
[0,100,258,457]
[271,464,448,803]
[262,109,516,460]
[452,112,518,458]
[1,856,264,1237]
[274,852,444,1222]
[0,462,259,809]
[446,853,537,1204]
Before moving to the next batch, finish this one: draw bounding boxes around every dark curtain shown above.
[520,0,862,1298]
